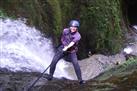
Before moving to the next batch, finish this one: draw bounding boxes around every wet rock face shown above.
[0,45,137,91]
[0,58,137,91]
[0,70,137,91]
[66,53,126,80]
[0,69,47,91]
[103,71,137,91]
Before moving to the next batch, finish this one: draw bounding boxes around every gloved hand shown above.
[62,46,68,51]
[62,42,75,51]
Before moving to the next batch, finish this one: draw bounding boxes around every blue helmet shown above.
[69,20,80,27]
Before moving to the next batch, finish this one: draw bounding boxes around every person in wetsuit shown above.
[48,20,85,85]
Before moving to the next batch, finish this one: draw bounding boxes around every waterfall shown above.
[0,18,71,79]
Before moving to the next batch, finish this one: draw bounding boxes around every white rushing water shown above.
[0,18,71,79]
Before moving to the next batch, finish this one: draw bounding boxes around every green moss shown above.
[96,57,137,81]
[80,0,123,54]
[0,9,16,19]
[0,0,127,58]
[47,0,62,44]
[0,9,7,18]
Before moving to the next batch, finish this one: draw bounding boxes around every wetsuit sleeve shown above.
[61,32,65,45]
[61,29,69,45]
[72,32,81,43]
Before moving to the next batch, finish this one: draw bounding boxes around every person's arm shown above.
[63,32,81,51]
[61,28,70,46]
[62,42,75,51]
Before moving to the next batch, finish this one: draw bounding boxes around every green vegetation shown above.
[96,57,137,81]
[0,9,7,18]
[47,0,62,45]
[122,57,137,68]
[0,0,126,59]
[0,9,15,18]
[80,0,124,55]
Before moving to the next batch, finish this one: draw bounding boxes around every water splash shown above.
[0,18,70,78]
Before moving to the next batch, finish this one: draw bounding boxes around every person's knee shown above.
[71,58,78,63]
